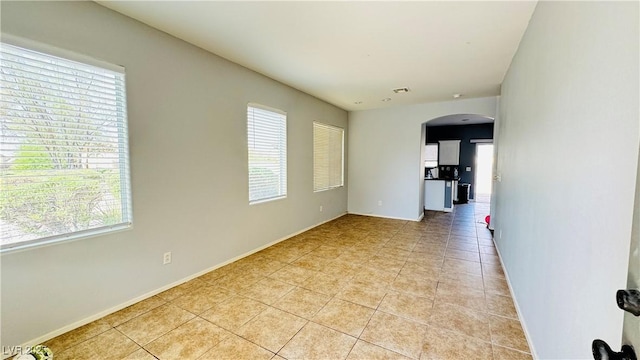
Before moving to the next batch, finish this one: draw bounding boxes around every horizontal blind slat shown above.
[2,88,121,113]
[1,70,122,100]
[1,121,122,137]
[0,112,122,129]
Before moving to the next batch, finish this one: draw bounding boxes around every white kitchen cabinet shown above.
[425,180,454,212]
[439,140,461,165]
[425,180,445,211]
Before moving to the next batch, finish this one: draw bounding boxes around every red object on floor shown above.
[485,215,491,226]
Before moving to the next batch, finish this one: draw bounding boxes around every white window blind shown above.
[313,122,344,192]
[425,143,438,168]
[247,104,287,203]
[0,42,132,251]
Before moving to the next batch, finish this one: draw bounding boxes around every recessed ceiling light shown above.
[354,101,363,104]
[453,93,462,99]
[382,98,392,102]
[392,87,410,94]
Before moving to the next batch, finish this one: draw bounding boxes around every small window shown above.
[247,104,287,204]
[313,122,344,192]
[425,143,438,168]
[0,41,132,251]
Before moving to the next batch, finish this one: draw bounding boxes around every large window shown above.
[247,104,287,204]
[313,122,344,192]
[0,41,132,251]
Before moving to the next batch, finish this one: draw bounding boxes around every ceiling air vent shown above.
[392,87,410,94]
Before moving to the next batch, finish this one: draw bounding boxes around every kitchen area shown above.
[424,140,465,212]
[423,122,494,212]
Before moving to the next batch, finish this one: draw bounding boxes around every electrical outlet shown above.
[378,200,382,206]
[319,205,323,212]
[499,230,503,239]
[163,252,172,265]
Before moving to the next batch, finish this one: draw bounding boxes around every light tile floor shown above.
[42,202,532,359]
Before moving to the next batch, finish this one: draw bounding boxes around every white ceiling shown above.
[96,1,537,112]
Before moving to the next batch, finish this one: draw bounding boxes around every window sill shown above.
[1,223,133,255]
[314,185,344,193]
[249,195,287,206]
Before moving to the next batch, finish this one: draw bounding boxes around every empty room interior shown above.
[1,1,639,360]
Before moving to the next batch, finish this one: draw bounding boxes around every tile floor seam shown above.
[341,335,360,360]
[129,306,197,347]
[204,294,270,331]
[270,295,327,320]
[225,333,277,358]
[304,318,366,341]
[363,337,419,359]
[139,348,159,359]
[113,326,143,349]
[140,316,224,360]
[272,319,310,357]
[49,325,113,357]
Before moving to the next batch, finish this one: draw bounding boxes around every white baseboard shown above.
[347,211,422,222]
[5,212,347,360]
[492,238,539,359]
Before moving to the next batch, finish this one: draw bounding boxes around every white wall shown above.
[623,144,640,350]
[495,2,639,358]
[348,97,496,221]
[0,1,348,348]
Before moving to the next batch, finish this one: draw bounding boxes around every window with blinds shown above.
[0,41,132,251]
[313,122,344,192]
[247,104,287,204]
[425,143,438,168]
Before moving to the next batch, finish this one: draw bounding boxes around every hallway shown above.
[43,203,531,359]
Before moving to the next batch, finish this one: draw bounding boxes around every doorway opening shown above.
[475,143,494,203]
[420,114,495,222]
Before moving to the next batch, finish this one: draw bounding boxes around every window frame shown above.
[313,121,345,193]
[0,37,133,252]
[246,103,288,204]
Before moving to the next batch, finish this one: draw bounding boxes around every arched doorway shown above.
[420,113,495,220]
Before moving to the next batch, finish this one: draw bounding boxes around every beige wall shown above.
[0,1,348,349]
[496,2,639,358]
